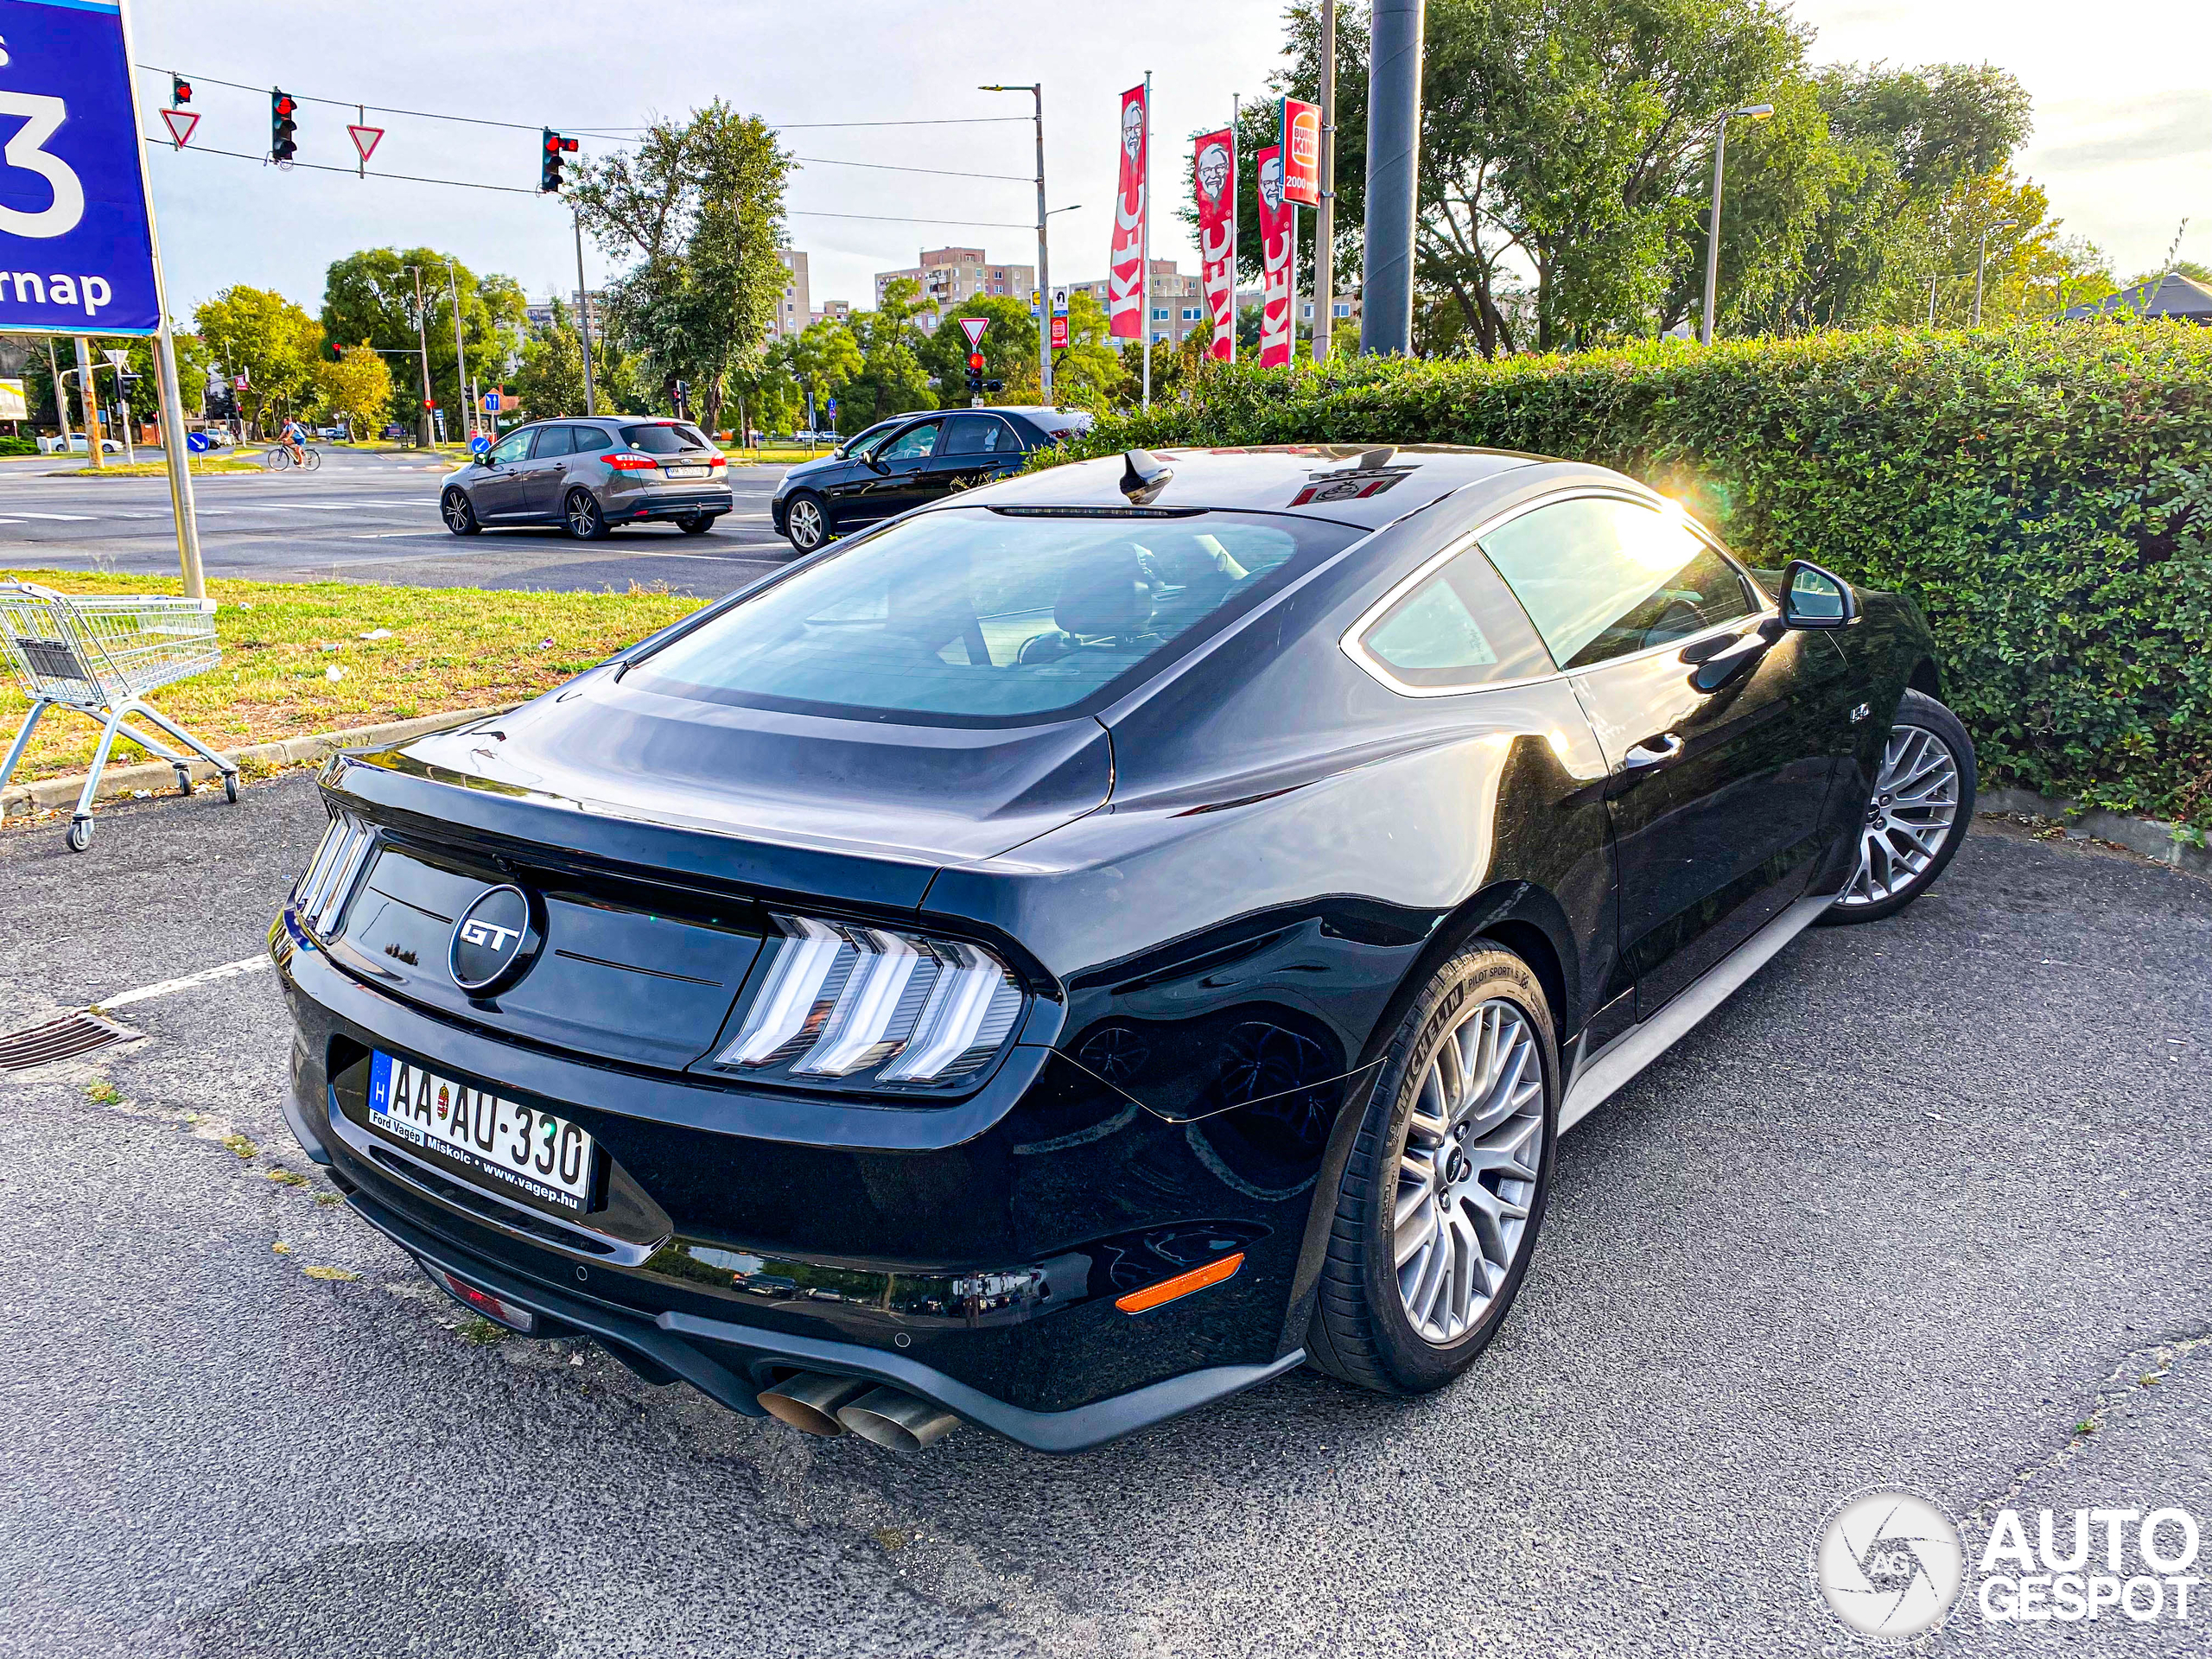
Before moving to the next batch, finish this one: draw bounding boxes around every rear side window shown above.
[943,415,1020,455]
[629,509,1359,725]
[567,425,613,454]
[531,426,575,459]
[620,423,710,454]
[1356,547,1553,689]
[1479,496,1757,671]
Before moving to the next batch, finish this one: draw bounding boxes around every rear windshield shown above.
[621,423,711,454]
[629,508,1360,724]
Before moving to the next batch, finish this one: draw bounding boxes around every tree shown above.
[570,101,792,437]
[1052,288,1128,410]
[515,297,588,421]
[314,345,392,432]
[194,286,322,430]
[830,278,936,433]
[779,318,863,429]
[921,296,1042,406]
[321,249,527,435]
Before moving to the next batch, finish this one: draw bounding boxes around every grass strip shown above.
[0,568,702,787]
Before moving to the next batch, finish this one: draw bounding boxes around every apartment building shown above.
[767,250,811,341]
[813,299,853,325]
[874,247,1037,325]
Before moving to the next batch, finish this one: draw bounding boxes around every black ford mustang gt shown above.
[271,444,1975,1453]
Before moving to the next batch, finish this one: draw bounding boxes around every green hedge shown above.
[1043,324,2212,834]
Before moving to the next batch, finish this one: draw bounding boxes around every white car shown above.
[41,433,123,454]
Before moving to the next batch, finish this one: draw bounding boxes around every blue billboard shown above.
[0,0,161,334]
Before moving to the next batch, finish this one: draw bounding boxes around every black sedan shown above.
[270,444,1974,1453]
[771,405,1092,553]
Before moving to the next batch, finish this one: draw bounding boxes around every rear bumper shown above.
[605,480,734,523]
[270,916,1323,1449]
[339,1180,1302,1453]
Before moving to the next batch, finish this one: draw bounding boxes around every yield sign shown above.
[958,315,988,349]
[160,108,200,149]
[104,348,130,367]
[348,124,385,165]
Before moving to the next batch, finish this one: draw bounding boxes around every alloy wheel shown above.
[1837,723,1961,909]
[442,493,474,534]
[1394,999,1545,1345]
[565,491,603,539]
[787,497,824,550]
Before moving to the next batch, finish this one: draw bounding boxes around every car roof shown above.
[945,443,1546,531]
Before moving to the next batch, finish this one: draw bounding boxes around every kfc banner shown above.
[1193,128,1236,362]
[1257,143,1294,367]
[1109,83,1148,340]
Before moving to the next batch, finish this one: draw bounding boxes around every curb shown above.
[1980,787,2209,879]
[0,704,518,822]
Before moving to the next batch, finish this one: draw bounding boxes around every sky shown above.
[129,0,2211,323]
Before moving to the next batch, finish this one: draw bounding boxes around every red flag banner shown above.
[1257,144,1294,367]
[1109,84,1148,340]
[1281,98,1321,207]
[1193,128,1237,363]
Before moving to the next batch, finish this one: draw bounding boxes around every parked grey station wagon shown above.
[441,418,734,540]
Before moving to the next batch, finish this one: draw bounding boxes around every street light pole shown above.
[1361,0,1427,355]
[1700,103,1774,347]
[404,265,435,447]
[982,83,1051,400]
[442,261,472,442]
[573,208,598,417]
[1313,0,1337,364]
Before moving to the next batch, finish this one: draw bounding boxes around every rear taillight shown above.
[715,912,1024,1089]
[606,452,660,471]
[294,810,374,939]
[708,454,727,468]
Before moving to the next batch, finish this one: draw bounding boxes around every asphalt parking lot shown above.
[1,775,2205,1657]
[0,449,794,596]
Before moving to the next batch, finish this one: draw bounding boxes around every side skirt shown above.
[1560,891,1835,1134]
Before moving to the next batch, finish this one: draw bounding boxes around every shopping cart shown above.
[0,582,240,852]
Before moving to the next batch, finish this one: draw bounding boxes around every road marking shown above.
[7,511,97,521]
[94,954,272,1013]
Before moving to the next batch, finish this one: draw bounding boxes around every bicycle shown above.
[262,443,321,472]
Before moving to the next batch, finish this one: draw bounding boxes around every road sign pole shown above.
[574,208,597,417]
[117,0,205,595]
[73,339,104,469]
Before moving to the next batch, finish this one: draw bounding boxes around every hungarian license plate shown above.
[367,1052,595,1213]
[664,463,709,479]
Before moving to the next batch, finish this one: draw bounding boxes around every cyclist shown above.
[278,416,308,467]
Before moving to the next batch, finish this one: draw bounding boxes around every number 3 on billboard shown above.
[0,91,85,238]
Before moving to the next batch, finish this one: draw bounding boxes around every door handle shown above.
[1622,733,1684,771]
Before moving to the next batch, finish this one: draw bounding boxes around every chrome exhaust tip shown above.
[756,1371,870,1436]
[835,1385,963,1452]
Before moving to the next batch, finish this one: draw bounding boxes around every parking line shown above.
[94,955,272,1013]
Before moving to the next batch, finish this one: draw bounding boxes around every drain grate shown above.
[0,1010,140,1071]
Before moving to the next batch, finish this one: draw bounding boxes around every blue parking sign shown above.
[0,0,162,334]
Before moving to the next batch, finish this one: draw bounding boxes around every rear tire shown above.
[1819,688,1976,925]
[1306,944,1557,1395]
[441,490,480,536]
[563,488,610,541]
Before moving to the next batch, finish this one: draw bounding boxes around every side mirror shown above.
[862,454,890,474]
[1780,558,1858,629]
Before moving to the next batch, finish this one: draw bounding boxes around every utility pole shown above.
[442,261,472,442]
[1700,104,1773,346]
[404,264,435,447]
[574,208,598,416]
[1139,69,1153,410]
[1313,0,1338,364]
[1360,0,1425,354]
[73,338,105,469]
[45,338,72,454]
[984,84,1052,400]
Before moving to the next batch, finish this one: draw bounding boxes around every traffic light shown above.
[171,75,191,106]
[270,89,297,164]
[541,128,578,193]
[966,351,985,396]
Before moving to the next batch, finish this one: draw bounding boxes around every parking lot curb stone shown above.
[0,704,518,822]
[1979,786,2209,879]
